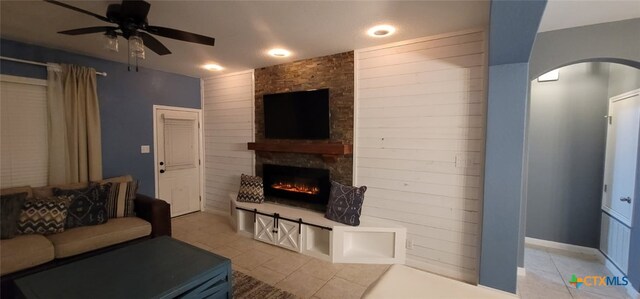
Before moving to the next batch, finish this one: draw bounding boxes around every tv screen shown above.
[263,89,330,139]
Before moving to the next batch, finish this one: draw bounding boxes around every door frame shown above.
[153,105,204,213]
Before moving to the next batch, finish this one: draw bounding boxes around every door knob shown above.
[160,169,165,174]
[620,196,632,203]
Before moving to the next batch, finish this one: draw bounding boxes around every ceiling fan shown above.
[44,0,216,57]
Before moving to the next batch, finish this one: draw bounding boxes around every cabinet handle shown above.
[620,197,632,204]
[299,218,303,232]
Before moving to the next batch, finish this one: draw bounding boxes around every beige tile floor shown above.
[519,244,632,299]
[171,212,389,299]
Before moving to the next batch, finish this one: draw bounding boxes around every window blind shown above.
[0,77,48,189]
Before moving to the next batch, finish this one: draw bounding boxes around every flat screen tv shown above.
[263,89,330,139]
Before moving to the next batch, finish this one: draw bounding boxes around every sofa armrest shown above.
[133,194,172,237]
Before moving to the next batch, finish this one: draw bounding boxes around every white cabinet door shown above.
[255,214,276,244]
[602,90,639,226]
[277,219,302,252]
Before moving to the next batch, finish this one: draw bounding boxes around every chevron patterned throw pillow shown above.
[237,174,265,203]
[17,196,72,235]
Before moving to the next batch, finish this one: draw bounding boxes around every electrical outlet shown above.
[455,154,471,168]
[406,239,414,250]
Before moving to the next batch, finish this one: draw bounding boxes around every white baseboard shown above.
[405,258,476,284]
[517,267,526,276]
[477,285,519,298]
[525,237,639,298]
[524,237,599,256]
[203,208,230,217]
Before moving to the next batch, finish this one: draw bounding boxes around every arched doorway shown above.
[518,61,639,299]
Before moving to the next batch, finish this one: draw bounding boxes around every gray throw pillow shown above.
[324,181,367,226]
[54,183,110,229]
[237,174,265,203]
[0,192,27,239]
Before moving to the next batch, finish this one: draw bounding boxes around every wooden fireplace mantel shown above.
[247,142,353,162]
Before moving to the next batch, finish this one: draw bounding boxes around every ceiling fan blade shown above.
[145,26,215,46]
[58,26,118,35]
[120,0,151,22]
[139,32,171,56]
[44,0,110,23]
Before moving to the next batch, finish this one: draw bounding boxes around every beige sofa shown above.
[0,180,171,279]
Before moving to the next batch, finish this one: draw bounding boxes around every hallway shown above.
[519,244,631,299]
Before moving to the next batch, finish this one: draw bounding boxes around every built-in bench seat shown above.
[230,193,406,264]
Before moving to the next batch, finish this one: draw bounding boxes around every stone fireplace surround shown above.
[253,51,355,210]
[232,51,406,265]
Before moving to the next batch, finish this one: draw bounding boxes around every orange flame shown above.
[271,182,319,195]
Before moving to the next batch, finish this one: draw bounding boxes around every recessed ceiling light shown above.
[268,48,291,57]
[203,64,224,71]
[367,25,396,38]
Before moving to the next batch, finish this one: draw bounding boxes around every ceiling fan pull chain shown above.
[127,39,132,72]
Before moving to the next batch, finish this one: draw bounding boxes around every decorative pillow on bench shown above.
[237,174,265,203]
[54,183,110,229]
[17,196,72,235]
[324,181,367,226]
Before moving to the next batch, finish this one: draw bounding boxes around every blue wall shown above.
[0,39,201,196]
[479,0,546,293]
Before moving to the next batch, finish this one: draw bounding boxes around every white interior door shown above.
[156,107,201,217]
[602,89,639,226]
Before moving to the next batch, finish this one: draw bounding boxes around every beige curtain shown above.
[47,64,102,184]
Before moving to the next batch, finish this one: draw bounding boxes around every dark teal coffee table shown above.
[15,237,232,299]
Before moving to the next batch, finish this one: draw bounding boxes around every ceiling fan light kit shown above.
[44,0,216,72]
[103,32,119,52]
[129,35,145,59]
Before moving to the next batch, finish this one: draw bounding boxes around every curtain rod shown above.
[0,56,107,77]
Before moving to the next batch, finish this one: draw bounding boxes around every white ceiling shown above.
[538,0,640,33]
[0,1,489,78]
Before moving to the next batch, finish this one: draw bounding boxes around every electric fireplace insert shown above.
[262,164,330,212]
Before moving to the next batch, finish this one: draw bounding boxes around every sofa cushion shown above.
[100,175,138,218]
[17,196,72,235]
[1,192,27,239]
[46,217,151,258]
[32,182,89,199]
[0,234,54,275]
[54,184,110,229]
[0,186,33,199]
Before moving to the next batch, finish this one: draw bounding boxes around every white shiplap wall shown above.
[0,76,48,189]
[355,29,487,283]
[202,71,255,213]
